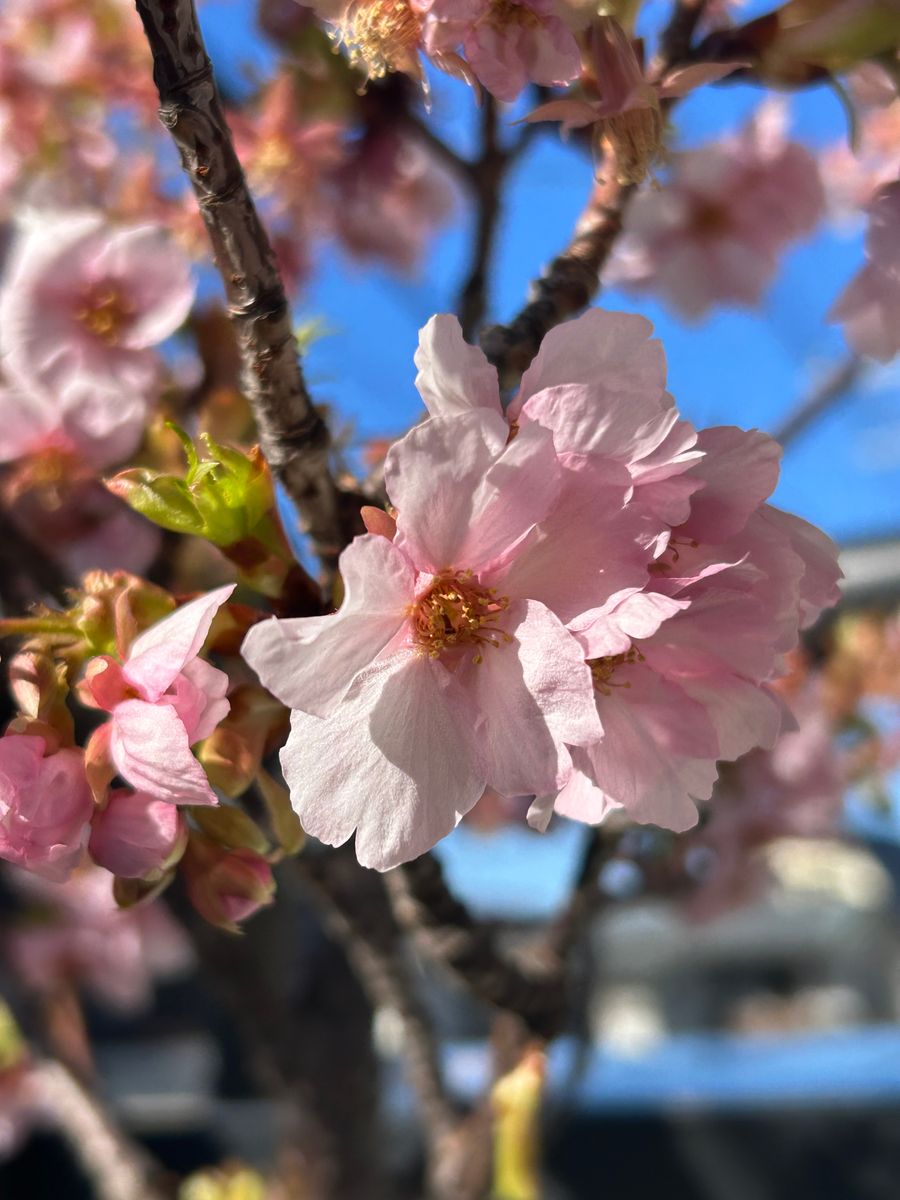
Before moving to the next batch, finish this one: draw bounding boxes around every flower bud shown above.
[89,790,188,880]
[183,836,275,931]
[0,737,93,881]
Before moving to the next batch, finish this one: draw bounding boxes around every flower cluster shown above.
[243,309,841,870]
[0,575,278,930]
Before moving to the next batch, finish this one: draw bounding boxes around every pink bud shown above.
[183,837,275,931]
[0,736,93,881]
[88,790,187,880]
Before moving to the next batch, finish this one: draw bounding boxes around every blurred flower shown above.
[0,736,92,881]
[830,179,900,361]
[330,126,455,272]
[6,866,193,1013]
[81,586,235,806]
[418,0,581,102]
[88,789,188,881]
[0,211,194,407]
[607,102,825,317]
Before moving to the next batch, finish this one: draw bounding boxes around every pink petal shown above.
[124,584,236,700]
[110,699,218,806]
[572,587,689,658]
[683,426,781,543]
[168,657,231,744]
[281,652,486,870]
[387,412,560,574]
[679,674,783,762]
[523,99,601,130]
[551,750,622,826]
[241,534,413,716]
[414,314,501,418]
[760,505,842,626]
[513,308,666,414]
[456,599,601,797]
[496,454,653,625]
[658,62,749,99]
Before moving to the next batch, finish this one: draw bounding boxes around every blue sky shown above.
[202,0,900,548]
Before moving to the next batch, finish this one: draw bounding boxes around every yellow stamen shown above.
[75,287,133,345]
[333,0,422,82]
[410,570,511,661]
[588,645,644,695]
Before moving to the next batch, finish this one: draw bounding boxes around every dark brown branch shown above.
[133,0,348,573]
[298,849,459,1197]
[773,354,864,447]
[479,171,635,386]
[656,0,712,75]
[388,852,566,1042]
[457,97,507,341]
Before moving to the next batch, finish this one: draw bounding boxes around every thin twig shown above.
[773,355,864,447]
[133,0,349,574]
[388,852,566,1041]
[34,1060,168,1200]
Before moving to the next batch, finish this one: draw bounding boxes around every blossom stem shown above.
[133,0,350,576]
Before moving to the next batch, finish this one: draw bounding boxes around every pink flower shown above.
[405,308,840,836]
[331,126,456,274]
[539,426,841,833]
[830,180,900,361]
[88,789,188,880]
[6,867,193,1014]
[418,0,581,102]
[0,211,194,408]
[0,735,92,881]
[607,103,825,317]
[81,586,235,807]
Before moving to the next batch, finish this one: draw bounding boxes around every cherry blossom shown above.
[0,211,194,403]
[606,103,825,317]
[0,735,92,880]
[418,0,582,102]
[830,179,900,361]
[242,372,667,866]
[88,789,188,881]
[81,585,235,807]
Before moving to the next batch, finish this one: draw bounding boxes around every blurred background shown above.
[0,0,899,1196]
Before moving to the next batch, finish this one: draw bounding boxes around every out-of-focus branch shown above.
[133,0,349,574]
[34,1060,168,1200]
[656,0,712,73]
[480,169,634,385]
[457,97,508,341]
[388,852,566,1041]
[773,354,865,447]
[298,849,458,1184]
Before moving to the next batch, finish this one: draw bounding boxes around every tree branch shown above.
[480,170,635,386]
[298,849,459,1197]
[773,354,864,447]
[133,0,349,574]
[388,852,566,1042]
[34,1060,168,1200]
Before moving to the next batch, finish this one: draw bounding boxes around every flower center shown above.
[690,199,731,237]
[588,646,643,695]
[410,571,510,663]
[334,0,421,81]
[75,285,133,345]
[484,0,542,30]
